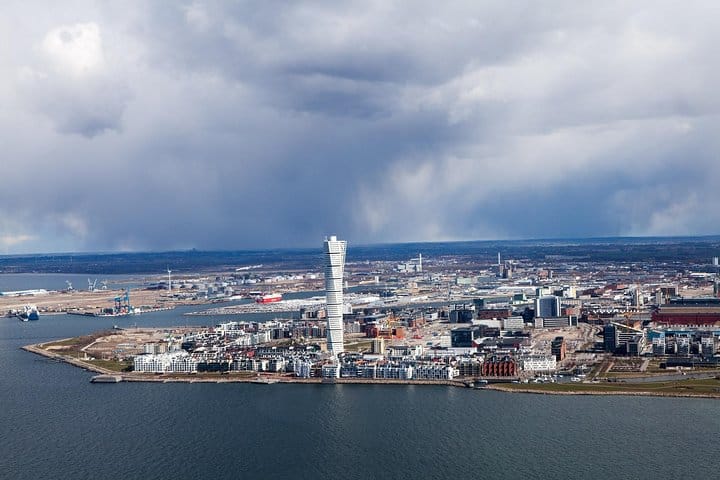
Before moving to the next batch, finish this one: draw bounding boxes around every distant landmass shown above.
[1,236,720,274]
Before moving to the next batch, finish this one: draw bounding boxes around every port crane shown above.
[112,289,133,315]
[87,278,98,292]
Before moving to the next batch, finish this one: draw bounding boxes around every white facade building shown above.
[376,365,413,379]
[652,336,666,355]
[321,363,341,378]
[324,235,347,356]
[520,355,557,373]
[134,351,192,373]
[701,336,717,355]
[503,316,525,330]
[293,359,313,378]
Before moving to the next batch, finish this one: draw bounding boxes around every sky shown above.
[1,1,720,254]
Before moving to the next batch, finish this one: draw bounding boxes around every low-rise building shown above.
[520,355,557,373]
[134,351,192,373]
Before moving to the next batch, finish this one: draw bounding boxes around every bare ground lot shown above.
[1,289,207,315]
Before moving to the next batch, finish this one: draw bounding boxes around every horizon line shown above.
[2,233,720,258]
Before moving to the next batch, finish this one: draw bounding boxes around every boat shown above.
[255,293,283,304]
[17,305,39,321]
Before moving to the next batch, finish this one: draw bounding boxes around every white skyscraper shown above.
[324,235,346,356]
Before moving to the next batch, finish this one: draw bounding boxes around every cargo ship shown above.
[255,293,283,304]
[17,305,40,321]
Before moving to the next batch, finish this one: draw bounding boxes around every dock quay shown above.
[91,374,122,383]
[67,306,174,317]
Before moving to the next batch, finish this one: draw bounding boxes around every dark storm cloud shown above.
[24,77,129,137]
[1,1,720,253]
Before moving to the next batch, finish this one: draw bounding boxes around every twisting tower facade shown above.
[324,235,346,356]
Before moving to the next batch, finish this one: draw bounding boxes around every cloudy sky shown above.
[1,1,719,254]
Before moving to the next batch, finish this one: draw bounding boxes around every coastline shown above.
[22,342,720,398]
[21,342,467,387]
[484,383,720,399]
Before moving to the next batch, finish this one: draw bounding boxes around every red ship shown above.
[255,293,283,303]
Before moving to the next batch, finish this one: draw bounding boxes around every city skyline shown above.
[3,2,720,254]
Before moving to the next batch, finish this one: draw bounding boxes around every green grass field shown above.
[87,359,134,372]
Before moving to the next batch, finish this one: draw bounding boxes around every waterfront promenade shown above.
[22,341,720,398]
[22,341,469,387]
